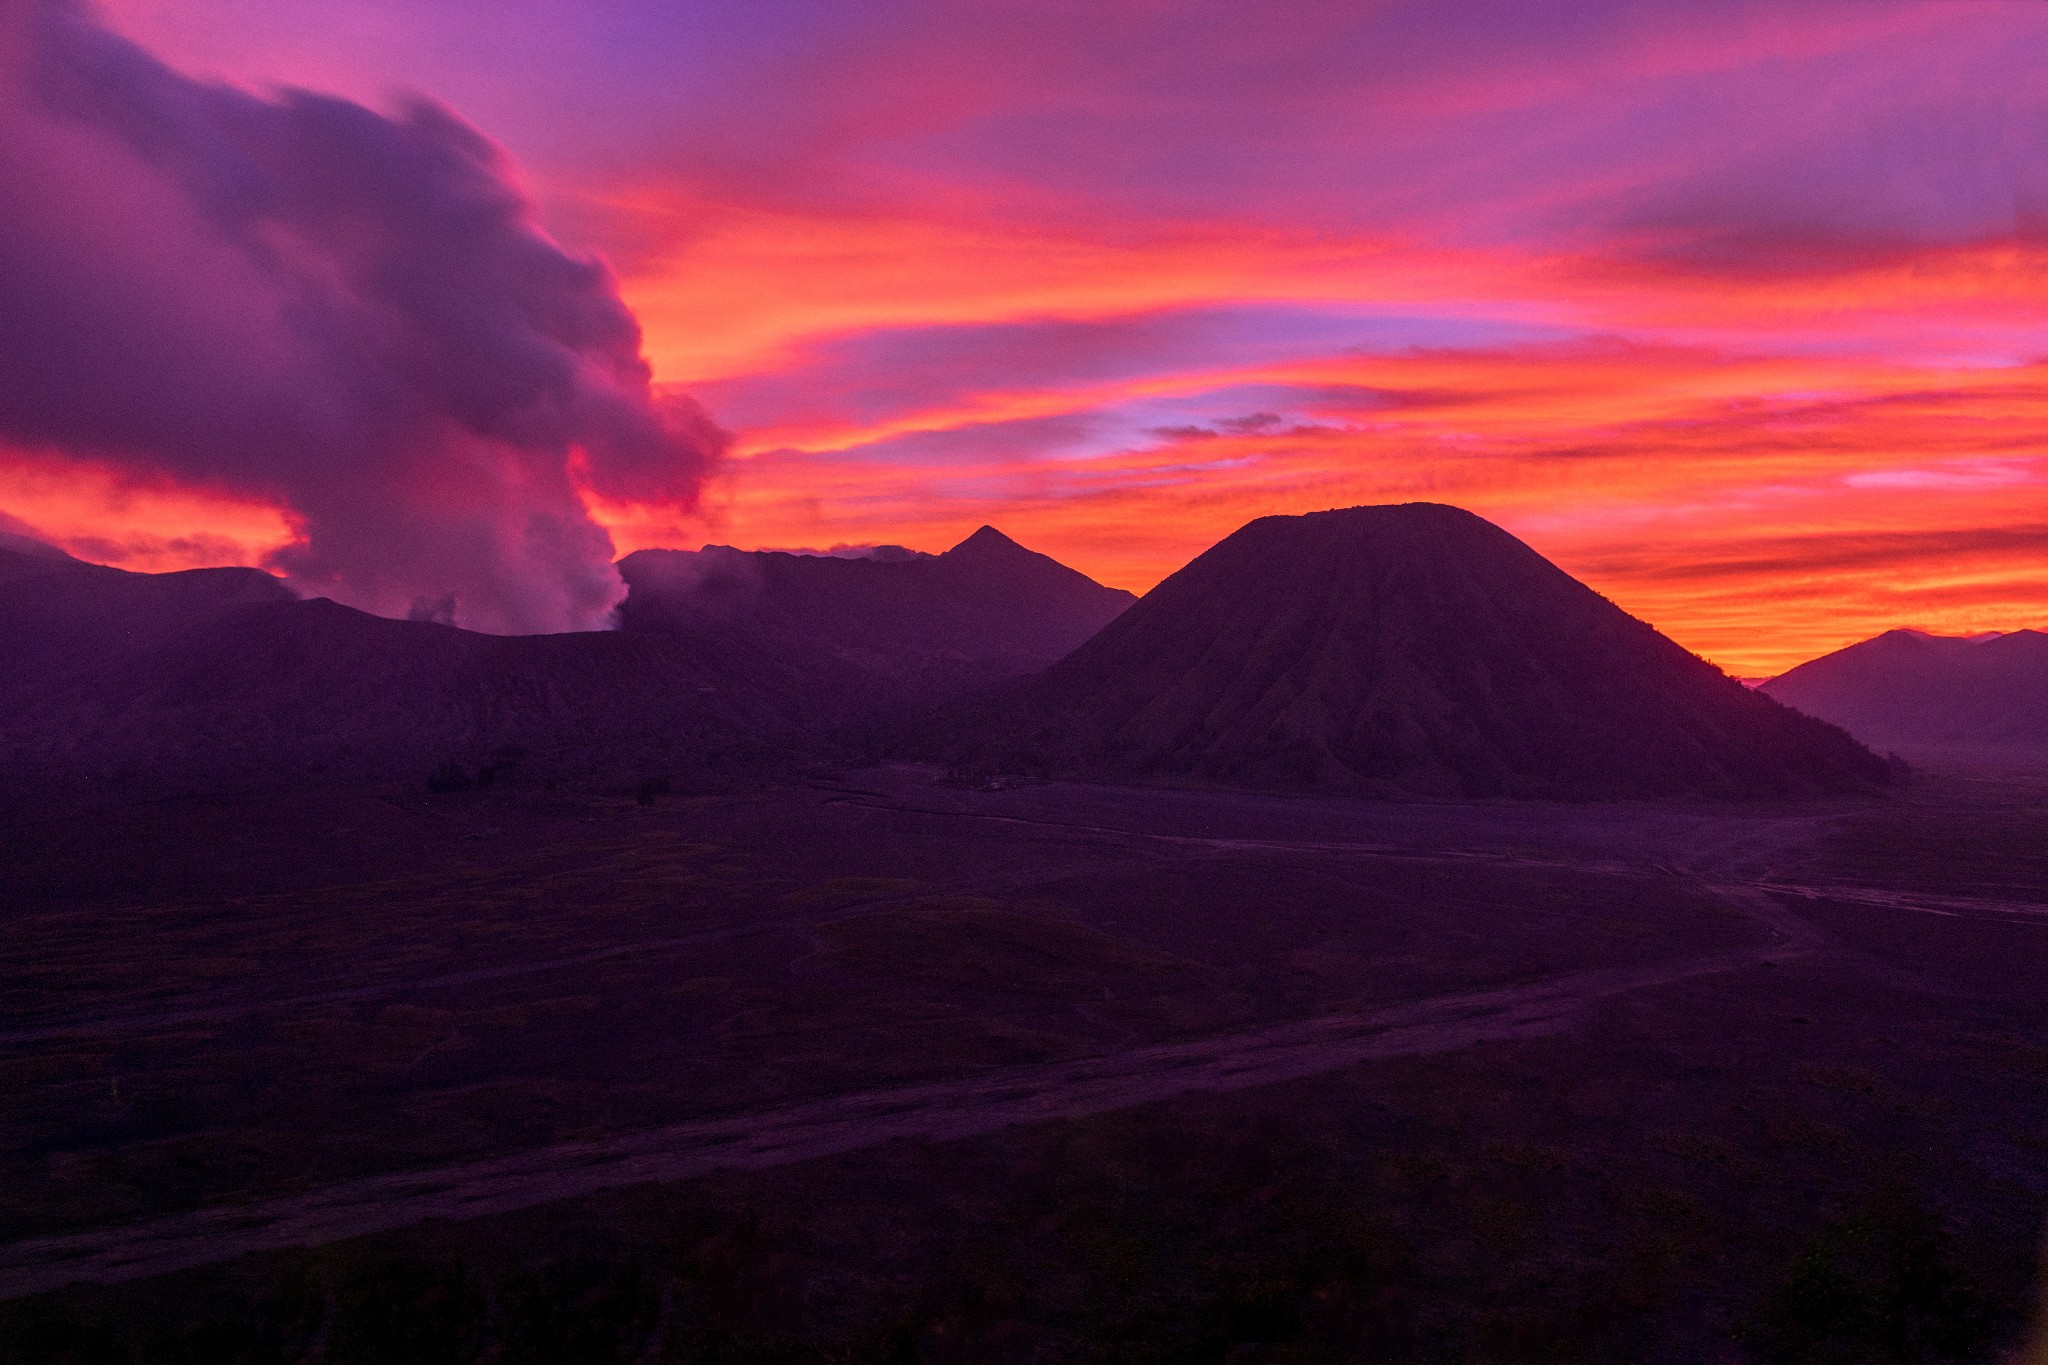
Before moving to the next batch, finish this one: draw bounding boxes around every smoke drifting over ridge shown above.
[0,0,725,633]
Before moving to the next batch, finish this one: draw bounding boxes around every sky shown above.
[5,0,2048,669]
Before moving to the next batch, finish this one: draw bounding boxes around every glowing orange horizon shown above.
[24,0,2048,677]
[596,214,2048,675]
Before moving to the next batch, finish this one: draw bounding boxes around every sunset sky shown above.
[7,0,2048,672]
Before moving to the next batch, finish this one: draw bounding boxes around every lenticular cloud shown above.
[0,0,725,633]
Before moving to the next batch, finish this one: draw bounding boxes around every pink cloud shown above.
[0,0,724,632]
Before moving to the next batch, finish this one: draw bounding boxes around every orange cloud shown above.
[0,450,296,574]
[608,332,2048,674]
[39,0,2048,674]
[612,200,1511,384]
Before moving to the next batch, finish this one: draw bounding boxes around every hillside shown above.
[616,527,1134,696]
[945,504,1888,799]
[0,549,862,793]
[1761,628,2048,757]
[0,527,1133,795]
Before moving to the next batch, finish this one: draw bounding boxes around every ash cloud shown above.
[0,1,725,633]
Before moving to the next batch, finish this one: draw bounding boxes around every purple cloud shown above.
[0,0,725,631]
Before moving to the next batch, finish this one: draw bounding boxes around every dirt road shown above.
[0,915,1805,1300]
[1,787,1873,1301]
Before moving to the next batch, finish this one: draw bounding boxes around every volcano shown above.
[617,526,1134,697]
[0,528,1129,796]
[1761,628,2048,759]
[950,504,1887,799]
[0,546,862,794]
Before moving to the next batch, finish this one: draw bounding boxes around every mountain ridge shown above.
[0,527,1133,795]
[1761,627,2048,755]
[616,525,1135,695]
[941,503,1888,800]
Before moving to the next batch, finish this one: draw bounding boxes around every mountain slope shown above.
[616,527,1134,696]
[0,528,1133,793]
[948,504,1887,799]
[1761,628,2048,755]
[0,547,297,690]
[2,598,871,791]
[0,557,866,792]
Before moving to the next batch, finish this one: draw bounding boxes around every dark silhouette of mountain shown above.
[0,528,1130,795]
[616,527,1135,697]
[945,504,1888,799]
[0,552,869,793]
[0,529,85,575]
[1761,628,2048,756]
[0,545,297,691]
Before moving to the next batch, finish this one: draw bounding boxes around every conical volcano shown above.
[956,504,1887,799]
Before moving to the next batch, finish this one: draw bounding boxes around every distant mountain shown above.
[942,504,1888,800]
[0,550,872,794]
[0,545,297,690]
[1761,628,2048,756]
[617,526,1135,696]
[0,529,83,575]
[0,528,1131,795]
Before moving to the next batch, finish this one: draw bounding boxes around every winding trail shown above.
[0,793,1863,1301]
[0,900,1806,1300]
[1760,882,2048,924]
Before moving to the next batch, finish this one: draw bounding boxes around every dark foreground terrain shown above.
[1,765,2044,1362]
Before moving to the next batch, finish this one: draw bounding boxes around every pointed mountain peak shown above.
[940,525,1047,568]
[930,525,1135,602]
[947,525,1024,554]
[947,502,1885,799]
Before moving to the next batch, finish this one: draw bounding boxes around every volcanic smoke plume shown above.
[0,0,725,633]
